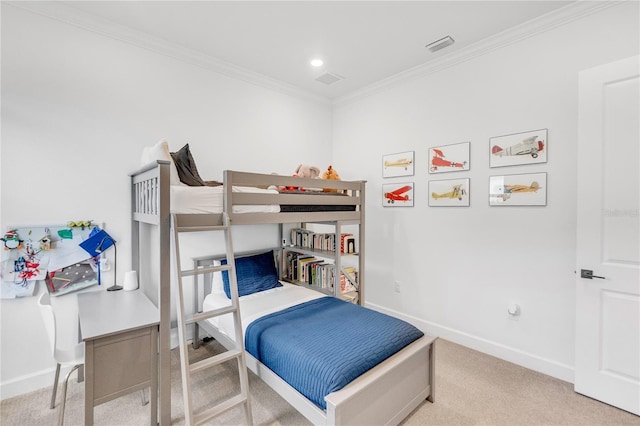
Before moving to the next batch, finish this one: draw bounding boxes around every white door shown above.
[575,55,640,415]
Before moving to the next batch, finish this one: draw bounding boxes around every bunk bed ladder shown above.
[171,212,253,426]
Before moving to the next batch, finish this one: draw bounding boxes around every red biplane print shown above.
[383,183,414,207]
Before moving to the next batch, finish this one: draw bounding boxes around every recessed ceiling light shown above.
[310,59,324,67]
[425,35,455,53]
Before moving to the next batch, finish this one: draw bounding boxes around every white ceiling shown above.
[58,1,573,100]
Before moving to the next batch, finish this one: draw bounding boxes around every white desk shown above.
[78,290,159,426]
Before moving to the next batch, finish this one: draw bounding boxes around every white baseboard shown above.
[3,308,574,400]
[3,328,182,401]
[366,302,575,384]
[0,367,57,401]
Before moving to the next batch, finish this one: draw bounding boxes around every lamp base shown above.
[107,284,123,292]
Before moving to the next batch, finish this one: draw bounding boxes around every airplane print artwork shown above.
[429,178,470,207]
[428,142,470,174]
[489,173,547,206]
[492,136,543,158]
[383,183,414,207]
[383,151,415,178]
[490,129,548,167]
[431,184,466,200]
[384,158,413,169]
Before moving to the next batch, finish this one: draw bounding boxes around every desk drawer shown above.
[88,327,154,404]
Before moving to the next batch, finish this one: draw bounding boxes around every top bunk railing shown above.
[130,162,366,226]
[223,170,366,225]
[131,160,170,225]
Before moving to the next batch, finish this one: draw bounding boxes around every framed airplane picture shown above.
[383,151,415,178]
[428,142,470,174]
[429,178,470,207]
[489,172,547,206]
[382,182,414,207]
[489,129,548,168]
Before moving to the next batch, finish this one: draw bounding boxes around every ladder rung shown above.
[185,306,236,325]
[193,394,248,426]
[181,264,232,277]
[190,349,242,374]
[176,224,228,233]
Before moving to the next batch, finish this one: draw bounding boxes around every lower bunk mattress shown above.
[203,284,424,409]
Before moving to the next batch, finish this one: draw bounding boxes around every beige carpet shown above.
[2,339,639,425]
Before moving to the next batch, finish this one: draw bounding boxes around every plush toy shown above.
[294,164,320,179]
[321,165,341,193]
[281,164,320,191]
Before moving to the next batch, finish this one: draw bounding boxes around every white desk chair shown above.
[38,292,149,425]
[37,291,84,426]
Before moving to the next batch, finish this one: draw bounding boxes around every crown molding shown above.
[333,1,626,107]
[6,1,625,109]
[6,1,331,107]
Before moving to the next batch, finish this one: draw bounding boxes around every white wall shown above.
[0,4,332,399]
[2,0,638,402]
[331,2,639,381]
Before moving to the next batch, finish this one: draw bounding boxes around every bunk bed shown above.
[130,160,436,425]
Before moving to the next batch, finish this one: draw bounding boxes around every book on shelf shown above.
[305,260,324,284]
[340,291,358,303]
[290,228,358,254]
[284,248,358,295]
[296,255,316,282]
[300,257,324,283]
[340,234,356,254]
[340,266,358,292]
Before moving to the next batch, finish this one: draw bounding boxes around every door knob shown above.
[580,269,606,279]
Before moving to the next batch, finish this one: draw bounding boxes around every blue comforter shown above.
[244,296,424,409]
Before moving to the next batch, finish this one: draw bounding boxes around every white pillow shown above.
[211,259,224,294]
[140,139,182,186]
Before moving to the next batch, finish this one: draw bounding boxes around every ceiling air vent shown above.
[315,72,344,85]
[426,35,455,53]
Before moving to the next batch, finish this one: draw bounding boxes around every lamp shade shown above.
[80,229,115,258]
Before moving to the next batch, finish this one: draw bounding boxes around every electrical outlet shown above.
[394,281,401,293]
[507,303,521,321]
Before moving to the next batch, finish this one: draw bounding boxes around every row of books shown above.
[284,251,358,293]
[289,228,356,254]
[285,251,336,290]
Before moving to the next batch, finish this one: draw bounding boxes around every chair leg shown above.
[140,388,148,406]
[77,364,84,383]
[50,363,61,409]
[58,364,82,426]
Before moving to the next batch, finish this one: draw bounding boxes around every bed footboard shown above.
[326,335,436,425]
[200,318,436,426]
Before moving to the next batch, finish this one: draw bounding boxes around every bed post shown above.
[358,180,365,304]
[157,162,171,425]
[132,160,171,424]
[131,178,140,294]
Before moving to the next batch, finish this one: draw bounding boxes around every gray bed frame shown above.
[130,160,436,425]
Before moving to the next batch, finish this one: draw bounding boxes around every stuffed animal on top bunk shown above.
[280,164,320,192]
[321,165,342,193]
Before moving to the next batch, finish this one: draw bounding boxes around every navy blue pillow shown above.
[222,251,282,299]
